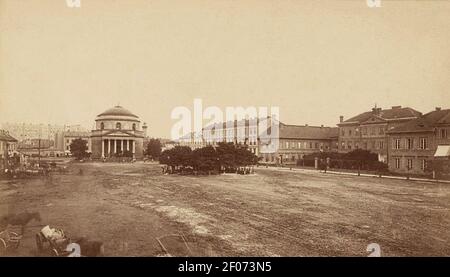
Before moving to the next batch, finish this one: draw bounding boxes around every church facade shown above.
[91,106,146,159]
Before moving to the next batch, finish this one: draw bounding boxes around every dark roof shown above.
[341,106,421,125]
[0,130,18,142]
[97,106,138,118]
[279,124,338,140]
[388,109,450,134]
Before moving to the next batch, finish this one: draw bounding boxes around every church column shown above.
[127,140,130,151]
[107,139,110,156]
[132,140,135,156]
[113,139,117,154]
[101,139,105,158]
[122,140,125,153]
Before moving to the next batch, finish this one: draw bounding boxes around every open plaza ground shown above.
[1,161,449,256]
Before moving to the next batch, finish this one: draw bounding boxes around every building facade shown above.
[337,106,422,163]
[55,131,92,155]
[1,122,65,142]
[176,118,337,165]
[0,130,18,171]
[260,123,339,165]
[387,108,450,175]
[90,106,146,159]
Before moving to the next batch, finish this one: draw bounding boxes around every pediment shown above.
[103,130,134,137]
[361,115,387,125]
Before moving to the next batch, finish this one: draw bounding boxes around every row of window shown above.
[340,140,384,150]
[392,138,428,150]
[281,141,328,150]
[100,122,137,131]
[394,158,427,171]
[341,126,386,137]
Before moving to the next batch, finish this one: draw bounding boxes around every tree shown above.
[70,138,88,160]
[191,146,219,172]
[216,142,237,170]
[159,146,192,170]
[145,138,162,159]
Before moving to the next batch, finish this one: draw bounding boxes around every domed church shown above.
[91,106,146,159]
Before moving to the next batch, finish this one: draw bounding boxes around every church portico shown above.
[101,138,136,157]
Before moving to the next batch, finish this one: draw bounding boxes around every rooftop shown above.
[388,108,450,134]
[340,106,421,125]
[97,106,139,118]
[279,123,339,140]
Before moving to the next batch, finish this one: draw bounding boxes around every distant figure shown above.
[1,212,42,234]
[79,168,83,175]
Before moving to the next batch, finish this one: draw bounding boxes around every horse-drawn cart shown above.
[35,225,77,256]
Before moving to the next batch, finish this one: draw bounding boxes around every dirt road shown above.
[1,162,449,256]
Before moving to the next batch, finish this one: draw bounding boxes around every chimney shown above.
[142,122,148,137]
[436,107,441,111]
[320,125,324,128]
[305,124,308,127]
[339,116,344,123]
[372,107,382,114]
[391,105,401,109]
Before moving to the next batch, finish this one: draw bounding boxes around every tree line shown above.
[159,142,259,174]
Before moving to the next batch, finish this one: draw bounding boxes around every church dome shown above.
[97,106,138,118]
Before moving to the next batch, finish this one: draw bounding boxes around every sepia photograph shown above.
[0,0,449,269]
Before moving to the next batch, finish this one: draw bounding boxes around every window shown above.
[132,123,136,131]
[341,142,345,149]
[310,142,313,149]
[298,142,301,148]
[371,141,376,149]
[100,122,104,130]
[348,129,352,136]
[315,142,319,149]
[362,127,367,135]
[422,159,427,171]
[379,127,384,135]
[66,139,70,144]
[407,159,413,170]
[370,128,375,135]
[116,122,121,130]
[379,141,384,149]
[406,138,413,150]
[419,138,427,150]
[341,129,345,136]
[441,129,448,139]
[348,142,352,150]
[394,139,401,149]
[285,142,289,149]
[395,158,401,169]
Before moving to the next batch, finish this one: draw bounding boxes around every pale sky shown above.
[1,0,449,138]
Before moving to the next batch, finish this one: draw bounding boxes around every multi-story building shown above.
[387,108,450,175]
[1,123,65,142]
[55,131,92,155]
[337,106,422,163]
[0,130,18,171]
[260,123,339,165]
[176,118,337,165]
